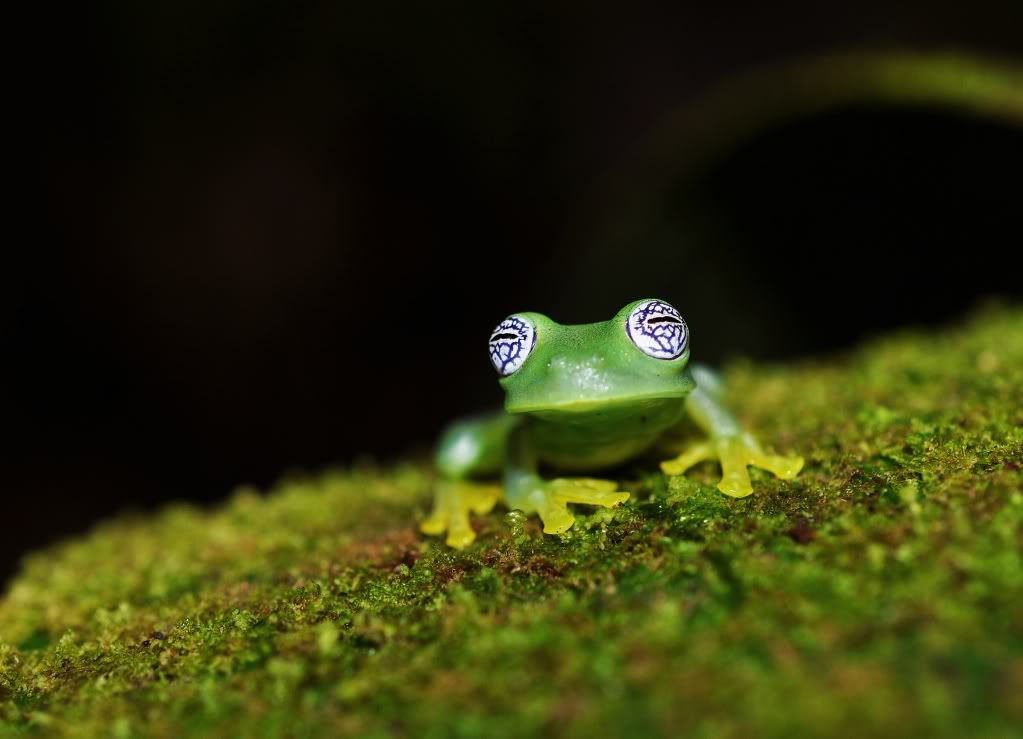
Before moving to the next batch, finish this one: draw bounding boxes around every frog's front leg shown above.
[661,365,804,497]
[504,425,630,535]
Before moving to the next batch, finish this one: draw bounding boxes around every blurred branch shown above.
[579,50,1023,249]
[649,50,1023,182]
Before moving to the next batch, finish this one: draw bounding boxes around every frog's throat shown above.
[505,390,689,415]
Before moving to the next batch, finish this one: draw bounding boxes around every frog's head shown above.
[489,299,694,415]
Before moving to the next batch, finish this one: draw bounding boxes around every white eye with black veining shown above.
[489,315,536,376]
[626,299,688,360]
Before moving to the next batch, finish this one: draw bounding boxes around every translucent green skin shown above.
[438,300,726,474]
[427,299,802,547]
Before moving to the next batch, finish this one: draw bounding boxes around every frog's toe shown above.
[420,482,501,549]
[716,467,754,498]
[419,510,447,536]
[548,478,630,507]
[712,436,751,497]
[660,442,713,475]
[750,451,805,480]
[445,516,478,549]
[536,498,576,535]
[465,484,502,515]
[419,499,477,548]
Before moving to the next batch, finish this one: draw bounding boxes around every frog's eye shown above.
[489,315,537,376]
[626,299,688,360]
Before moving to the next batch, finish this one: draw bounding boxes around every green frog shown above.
[422,299,803,547]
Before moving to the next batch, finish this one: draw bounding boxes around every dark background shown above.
[5,1,1022,586]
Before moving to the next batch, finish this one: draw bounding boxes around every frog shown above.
[421,298,804,548]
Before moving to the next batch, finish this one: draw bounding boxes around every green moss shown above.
[2,305,1021,738]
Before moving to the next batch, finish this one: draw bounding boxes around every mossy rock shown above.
[2,305,1021,738]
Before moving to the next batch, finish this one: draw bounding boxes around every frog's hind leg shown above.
[421,413,515,548]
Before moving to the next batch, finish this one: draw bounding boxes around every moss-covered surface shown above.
[2,306,1021,738]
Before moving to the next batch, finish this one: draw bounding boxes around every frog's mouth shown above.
[505,389,691,415]
[502,358,695,416]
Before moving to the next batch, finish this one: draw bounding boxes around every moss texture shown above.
[2,305,1021,738]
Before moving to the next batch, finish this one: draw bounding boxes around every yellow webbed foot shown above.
[527,478,630,534]
[660,433,803,498]
[421,481,502,548]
